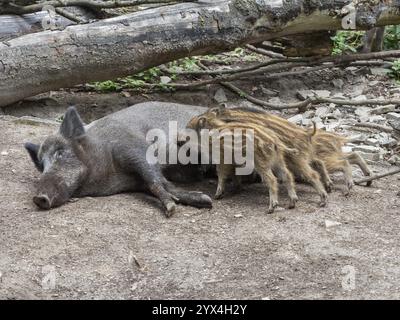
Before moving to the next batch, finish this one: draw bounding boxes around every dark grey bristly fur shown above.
[24,102,212,216]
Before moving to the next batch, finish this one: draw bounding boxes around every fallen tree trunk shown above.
[0,11,81,41]
[1,0,400,107]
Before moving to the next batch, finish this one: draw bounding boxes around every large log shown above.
[1,0,400,107]
[0,12,74,41]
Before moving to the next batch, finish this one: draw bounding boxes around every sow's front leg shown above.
[113,138,211,217]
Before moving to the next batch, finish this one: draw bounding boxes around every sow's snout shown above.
[33,174,70,210]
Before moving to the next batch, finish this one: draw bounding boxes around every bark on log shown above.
[1,0,400,107]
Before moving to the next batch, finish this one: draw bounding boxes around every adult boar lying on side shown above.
[24,102,212,217]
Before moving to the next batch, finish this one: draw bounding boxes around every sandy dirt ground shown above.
[1,114,400,300]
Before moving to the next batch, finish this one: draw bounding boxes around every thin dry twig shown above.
[245,44,286,59]
[352,122,394,133]
[221,82,310,110]
[1,0,191,14]
[355,168,400,185]
[160,57,307,76]
[55,7,85,23]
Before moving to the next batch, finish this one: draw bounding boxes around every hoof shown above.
[267,201,279,214]
[288,195,298,209]
[200,194,213,208]
[325,183,334,193]
[164,202,176,218]
[288,201,297,209]
[214,192,224,200]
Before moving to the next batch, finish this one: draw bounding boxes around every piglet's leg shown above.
[346,152,373,187]
[312,159,334,193]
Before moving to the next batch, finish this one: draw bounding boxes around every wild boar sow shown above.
[24,102,212,217]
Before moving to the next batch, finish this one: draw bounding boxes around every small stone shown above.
[268,97,281,105]
[349,88,364,98]
[348,133,368,143]
[355,107,371,117]
[388,155,400,165]
[329,109,342,119]
[371,105,396,115]
[234,214,243,218]
[389,87,400,95]
[297,90,314,100]
[352,145,380,154]
[315,106,332,119]
[262,297,271,300]
[345,66,359,72]
[303,110,315,119]
[386,112,400,121]
[368,80,380,87]
[353,95,368,102]
[355,107,371,122]
[131,283,138,291]
[213,88,227,103]
[325,220,342,229]
[121,91,131,98]
[1,151,8,156]
[365,138,379,146]
[331,93,346,100]
[379,137,398,148]
[301,118,312,126]
[261,86,278,96]
[313,90,331,98]
[312,116,323,125]
[160,76,172,84]
[370,67,390,76]
[389,119,400,131]
[288,114,303,124]
[332,79,344,89]
[368,115,386,123]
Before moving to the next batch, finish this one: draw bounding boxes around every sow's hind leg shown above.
[114,139,211,216]
[162,179,212,208]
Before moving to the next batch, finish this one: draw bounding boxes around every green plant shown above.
[168,57,200,72]
[120,77,146,89]
[331,31,364,55]
[384,25,400,50]
[134,67,162,82]
[389,59,400,81]
[91,80,122,92]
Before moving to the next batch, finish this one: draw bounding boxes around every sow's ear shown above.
[24,142,43,172]
[59,106,85,140]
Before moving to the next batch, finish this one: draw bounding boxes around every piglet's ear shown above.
[59,106,85,140]
[24,142,43,172]
[198,117,207,128]
[208,104,226,116]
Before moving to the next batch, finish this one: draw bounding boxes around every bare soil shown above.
[1,65,400,299]
[0,112,400,300]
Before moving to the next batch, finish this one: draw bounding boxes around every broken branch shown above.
[355,168,400,185]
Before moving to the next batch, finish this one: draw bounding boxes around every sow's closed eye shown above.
[24,142,44,172]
